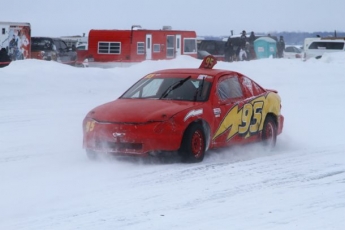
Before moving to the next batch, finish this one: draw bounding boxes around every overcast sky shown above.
[2,0,344,37]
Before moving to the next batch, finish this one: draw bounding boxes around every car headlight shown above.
[154,118,175,133]
[83,118,96,133]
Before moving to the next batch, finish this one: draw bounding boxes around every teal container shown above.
[254,37,277,59]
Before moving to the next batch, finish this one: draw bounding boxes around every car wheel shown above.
[86,149,98,160]
[261,115,277,149]
[179,123,206,163]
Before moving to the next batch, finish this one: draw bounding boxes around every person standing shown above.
[0,48,12,68]
[248,31,256,60]
[239,30,247,61]
[277,36,285,58]
[224,38,234,62]
[240,30,247,49]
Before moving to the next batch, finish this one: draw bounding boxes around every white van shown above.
[303,37,345,60]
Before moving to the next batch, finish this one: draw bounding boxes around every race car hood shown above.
[88,99,198,123]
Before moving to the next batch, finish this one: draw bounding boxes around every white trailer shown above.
[0,21,31,60]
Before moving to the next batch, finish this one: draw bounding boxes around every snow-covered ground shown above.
[1,54,345,230]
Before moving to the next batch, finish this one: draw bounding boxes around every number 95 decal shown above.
[213,101,264,140]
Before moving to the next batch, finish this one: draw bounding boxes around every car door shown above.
[212,74,268,148]
[53,39,64,63]
[284,46,293,58]
[284,46,299,59]
[211,74,247,148]
[55,39,75,64]
[59,40,72,64]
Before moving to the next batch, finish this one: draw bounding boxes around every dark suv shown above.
[31,37,77,65]
[197,39,226,61]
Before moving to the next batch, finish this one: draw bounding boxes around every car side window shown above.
[77,45,86,50]
[54,40,61,51]
[217,75,243,100]
[60,40,68,50]
[241,76,265,97]
[286,47,293,52]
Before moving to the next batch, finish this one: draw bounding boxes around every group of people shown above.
[224,30,257,62]
[224,30,286,62]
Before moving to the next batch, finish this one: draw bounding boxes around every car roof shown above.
[311,39,345,43]
[31,37,62,40]
[151,68,240,80]
[149,55,247,81]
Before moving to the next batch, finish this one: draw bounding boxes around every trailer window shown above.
[184,38,197,53]
[153,44,160,52]
[98,42,121,54]
[137,42,145,54]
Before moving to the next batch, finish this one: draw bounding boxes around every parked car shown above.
[76,43,89,67]
[31,37,77,65]
[83,55,284,163]
[284,45,302,59]
[197,39,226,61]
[197,50,212,59]
[76,42,88,50]
[303,37,345,60]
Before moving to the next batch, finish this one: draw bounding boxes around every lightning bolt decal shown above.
[212,92,281,142]
[213,104,242,140]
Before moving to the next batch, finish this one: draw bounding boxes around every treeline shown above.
[267,31,345,45]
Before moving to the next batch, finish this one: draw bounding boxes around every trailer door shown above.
[146,34,152,60]
[1,25,9,48]
[175,34,181,56]
[166,35,174,58]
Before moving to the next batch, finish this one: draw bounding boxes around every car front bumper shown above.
[83,119,184,156]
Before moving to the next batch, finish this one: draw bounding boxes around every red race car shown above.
[83,55,284,162]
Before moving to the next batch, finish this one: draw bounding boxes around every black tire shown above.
[261,115,277,149]
[179,123,206,163]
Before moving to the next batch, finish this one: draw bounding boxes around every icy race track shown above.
[1,56,345,230]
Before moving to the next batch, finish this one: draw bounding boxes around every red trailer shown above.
[86,26,198,68]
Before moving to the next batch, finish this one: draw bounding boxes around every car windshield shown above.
[31,38,54,51]
[120,74,212,102]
